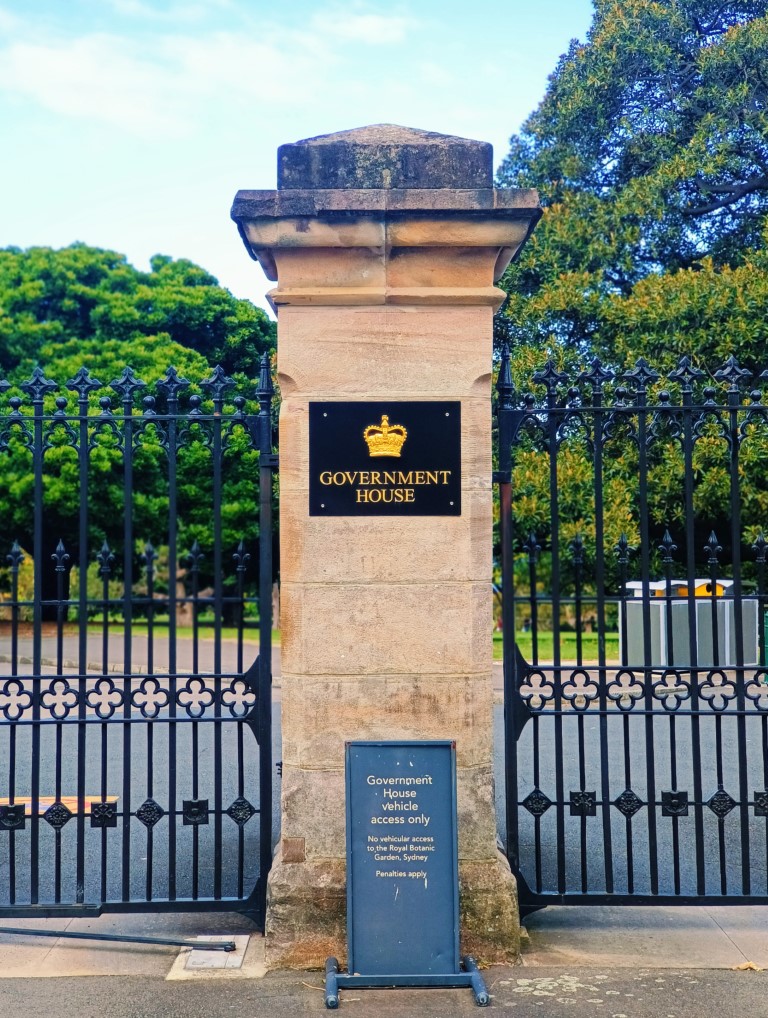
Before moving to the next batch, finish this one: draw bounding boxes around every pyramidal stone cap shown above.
[277,124,492,190]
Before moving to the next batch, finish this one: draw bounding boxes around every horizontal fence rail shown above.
[0,360,276,925]
[496,350,768,913]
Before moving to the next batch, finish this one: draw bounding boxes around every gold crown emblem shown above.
[363,414,408,458]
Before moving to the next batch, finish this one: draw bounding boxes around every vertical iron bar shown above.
[726,385,750,894]
[76,387,89,905]
[211,382,226,901]
[681,380,706,895]
[496,346,519,871]
[166,392,180,902]
[26,374,51,905]
[99,544,113,904]
[256,355,275,922]
[120,386,135,903]
[53,543,67,904]
[8,544,22,904]
[592,389,614,895]
[635,376,659,895]
[548,403,566,896]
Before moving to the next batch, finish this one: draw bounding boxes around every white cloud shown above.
[311,10,415,45]
[106,0,234,22]
[0,6,21,34]
[0,35,190,137]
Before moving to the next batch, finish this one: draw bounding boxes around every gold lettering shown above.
[404,489,415,502]
[370,471,381,485]
[356,488,370,502]
[397,471,414,485]
[383,472,396,485]
[439,471,451,484]
[425,471,438,484]
[344,471,357,486]
[358,471,370,486]
[319,471,333,485]
[414,471,426,485]
[394,489,405,502]
[368,489,382,503]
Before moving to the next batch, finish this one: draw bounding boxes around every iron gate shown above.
[0,356,276,926]
[496,347,768,914]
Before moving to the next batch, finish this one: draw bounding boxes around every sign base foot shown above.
[324,955,490,1008]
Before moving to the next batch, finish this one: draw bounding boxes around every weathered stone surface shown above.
[265,847,346,969]
[232,186,540,218]
[279,581,492,677]
[279,765,346,859]
[277,124,492,191]
[280,674,493,769]
[277,306,492,399]
[279,488,491,584]
[455,765,500,861]
[458,856,520,964]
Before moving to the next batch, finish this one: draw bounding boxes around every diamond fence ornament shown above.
[43,801,73,830]
[136,799,164,828]
[227,797,257,827]
[707,789,737,819]
[614,789,644,818]
[522,789,552,817]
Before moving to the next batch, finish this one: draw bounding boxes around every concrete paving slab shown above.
[521,905,759,968]
[166,935,267,981]
[0,911,258,979]
[182,934,249,969]
[704,906,768,967]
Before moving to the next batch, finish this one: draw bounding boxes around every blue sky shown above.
[0,0,594,312]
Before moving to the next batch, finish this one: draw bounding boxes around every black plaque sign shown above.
[345,741,459,976]
[309,401,461,516]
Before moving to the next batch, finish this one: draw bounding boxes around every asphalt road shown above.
[1,967,767,1018]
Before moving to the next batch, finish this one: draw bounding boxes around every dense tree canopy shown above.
[0,244,275,378]
[497,0,768,369]
[0,246,275,611]
[493,1,768,612]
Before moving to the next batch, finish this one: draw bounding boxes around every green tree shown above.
[496,0,768,369]
[0,244,275,377]
[0,327,270,620]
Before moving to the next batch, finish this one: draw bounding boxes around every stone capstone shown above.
[277,124,492,190]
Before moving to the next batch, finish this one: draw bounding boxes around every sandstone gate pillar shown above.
[232,125,541,968]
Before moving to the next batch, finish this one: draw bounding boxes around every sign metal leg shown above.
[324,957,340,1009]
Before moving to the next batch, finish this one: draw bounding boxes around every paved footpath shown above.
[1,906,767,1017]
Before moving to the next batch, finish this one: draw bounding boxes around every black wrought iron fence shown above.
[0,357,277,924]
[496,348,768,910]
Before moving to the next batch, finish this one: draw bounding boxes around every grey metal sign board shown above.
[345,740,459,975]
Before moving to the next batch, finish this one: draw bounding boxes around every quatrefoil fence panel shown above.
[496,350,768,913]
[0,360,277,926]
